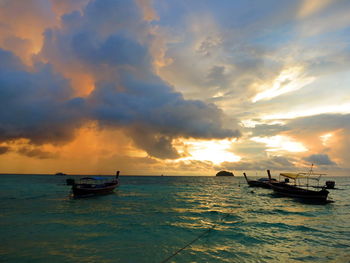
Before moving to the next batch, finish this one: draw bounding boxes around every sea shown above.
[1,174,350,263]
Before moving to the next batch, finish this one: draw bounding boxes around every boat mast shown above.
[307,164,314,189]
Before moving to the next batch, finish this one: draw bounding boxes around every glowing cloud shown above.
[320,133,333,146]
[251,135,308,153]
[252,66,315,103]
[298,0,333,18]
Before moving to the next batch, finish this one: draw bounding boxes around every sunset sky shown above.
[1,0,350,175]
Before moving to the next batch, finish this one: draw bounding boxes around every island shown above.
[216,170,234,176]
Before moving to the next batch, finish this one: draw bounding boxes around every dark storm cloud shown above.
[90,77,236,139]
[0,49,86,145]
[128,126,180,159]
[0,49,25,71]
[17,146,57,159]
[88,72,239,158]
[0,0,240,159]
[71,32,150,68]
[303,154,336,166]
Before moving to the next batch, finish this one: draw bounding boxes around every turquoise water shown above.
[1,174,350,263]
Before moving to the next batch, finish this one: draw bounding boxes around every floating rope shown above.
[160,213,239,263]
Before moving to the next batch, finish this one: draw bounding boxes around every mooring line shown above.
[160,224,216,263]
[160,212,240,263]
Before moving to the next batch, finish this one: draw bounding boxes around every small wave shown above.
[24,194,49,200]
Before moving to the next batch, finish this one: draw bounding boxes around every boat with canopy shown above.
[66,171,120,197]
[268,166,331,203]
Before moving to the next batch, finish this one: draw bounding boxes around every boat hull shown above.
[243,172,275,189]
[247,180,272,189]
[270,182,329,202]
[72,182,118,197]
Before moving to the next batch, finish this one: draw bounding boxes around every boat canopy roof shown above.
[81,176,110,181]
[280,172,325,180]
[280,173,307,179]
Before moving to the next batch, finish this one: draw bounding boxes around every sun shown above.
[174,138,241,164]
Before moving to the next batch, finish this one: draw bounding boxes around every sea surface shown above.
[1,174,350,263]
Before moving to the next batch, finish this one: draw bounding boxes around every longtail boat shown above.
[66,171,120,197]
[243,171,277,189]
[268,166,331,203]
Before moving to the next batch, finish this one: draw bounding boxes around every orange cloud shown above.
[136,0,159,21]
[0,0,89,66]
[0,0,57,64]
[0,123,155,175]
[298,0,333,18]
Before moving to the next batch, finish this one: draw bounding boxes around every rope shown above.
[160,224,216,263]
[160,212,239,263]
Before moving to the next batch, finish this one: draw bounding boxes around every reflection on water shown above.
[0,174,349,262]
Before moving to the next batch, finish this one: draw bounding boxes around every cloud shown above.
[298,0,333,18]
[17,146,57,159]
[287,114,350,131]
[303,154,336,165]
[128,126,180,159]
[297,0,350,37]
[286,114,350,167]
[0,146,10,155]
[0,0,239,160]
[247,113,350,168]
[0,0,58,63]
[136,0,159,21]
[89,76,239,158]
[251,123,289,137]
[0,48,86,145]
[219,155,297,172]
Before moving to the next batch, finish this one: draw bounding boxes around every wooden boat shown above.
[243,171,277,188]
[269,181,329,202]
[55,172,67,176]
[67,171,120,197]
[268,167,330,203]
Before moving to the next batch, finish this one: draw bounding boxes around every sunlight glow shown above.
[320,133,333,146]
[240,119,262,128]
[252,66,315,103]
[174,139,241,164]
[251,135,308,152]
[213,91,224,98]
[241,119,285,128]
[298,0,332,18]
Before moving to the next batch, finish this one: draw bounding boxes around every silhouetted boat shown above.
[66,171,120,197]
[243,171,277,188]
[55,172,67,176]
[268,167,330,203]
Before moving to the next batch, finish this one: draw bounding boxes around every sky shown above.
[0,0,350,176]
